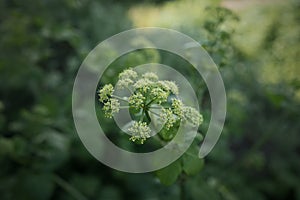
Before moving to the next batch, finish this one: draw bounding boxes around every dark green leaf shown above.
[156,159,182,186]
[182,153,204,176]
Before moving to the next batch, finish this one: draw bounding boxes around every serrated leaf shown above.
[156,159,182,186]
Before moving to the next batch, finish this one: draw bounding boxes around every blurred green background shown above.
[0,0,300,199]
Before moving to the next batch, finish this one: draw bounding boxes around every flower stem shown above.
[53,175,88,200]
[139,109,145,121]
[146,98,156,106]
[111,95,129,102]
[148,109,160,117]
[180,174,186,200]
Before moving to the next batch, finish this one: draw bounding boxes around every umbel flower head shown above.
[102,98,120,118]
[116,69,137,89]
[98,84,114,103]
[128,121,151,144]
[98,68,203,144]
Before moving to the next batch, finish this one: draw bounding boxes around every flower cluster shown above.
[142,72,159,81]
[159,80,179,95]
[98,84,120,118]
[129,92,145,109]
[171,99,183,117]
[102,98,120,118]
[160,108,177,130]
[133,78,153,93]
[128,121,151,144]
[149,87,169,104]
[98,68,203,144]
[116,69,137,89]
[182,106,203,127]
[98,84,114,103]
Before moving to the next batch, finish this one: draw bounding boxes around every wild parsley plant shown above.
[98,68,203,144]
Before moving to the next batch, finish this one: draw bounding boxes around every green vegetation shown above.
[0,0,299,200]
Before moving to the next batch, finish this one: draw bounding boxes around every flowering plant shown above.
[98,68,203,144]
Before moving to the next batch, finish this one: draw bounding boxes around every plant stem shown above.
[148,109,160,117]
[146,98,156,106]
[111,95,129,102]
[139,109,145,121]
[53,175,88,200]
[180,174,186,200]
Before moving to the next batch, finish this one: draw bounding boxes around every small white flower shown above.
[163,81,179,95]
[119,68,138,80]
[133,78,154,93]
[102,98,120,118]
[156,80,179,95]
[116,78,134,89]
[129,92,145,109]
[116,68,138,90]
[128,121,151,144]
[182,106,203,127]
[149,87,169,104]
[98,84,114,103]
[142,72,159,81]
[160,108,177,130]
[171,99,183,117]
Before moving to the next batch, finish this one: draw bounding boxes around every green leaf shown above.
[156,159,182,186]
[182,151,204,176]
[158,119,180,141]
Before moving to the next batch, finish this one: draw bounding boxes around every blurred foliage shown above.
[0,0,300,200]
